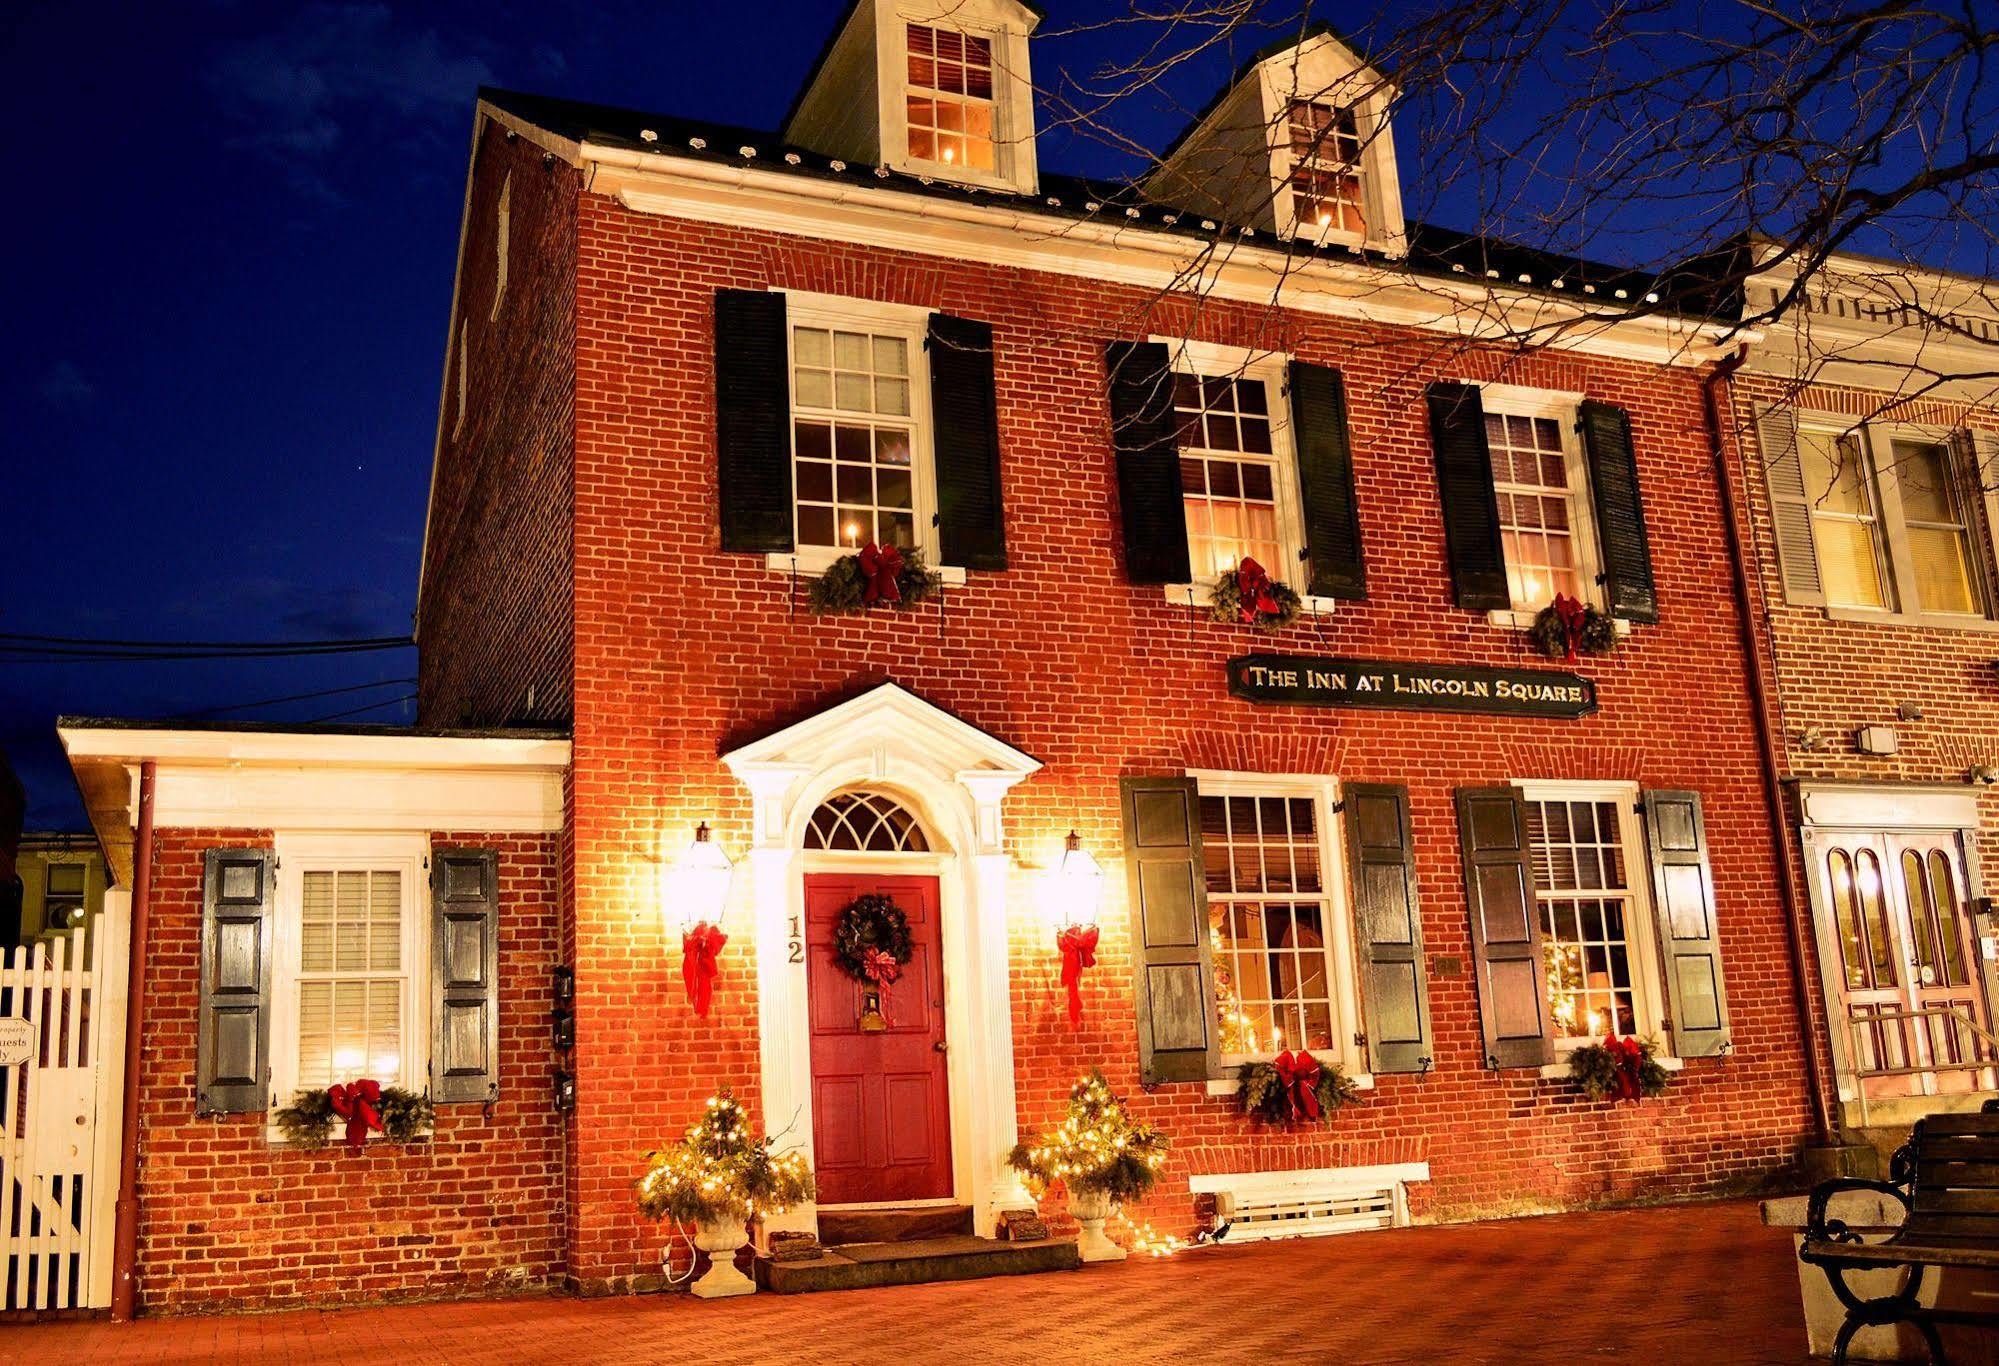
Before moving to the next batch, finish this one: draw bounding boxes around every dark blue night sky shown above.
[1,1,1984,829]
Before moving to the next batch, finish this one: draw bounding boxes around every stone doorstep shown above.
[756,1235,1081,1295]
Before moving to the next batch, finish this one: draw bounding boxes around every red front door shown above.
[805,874,952,1205]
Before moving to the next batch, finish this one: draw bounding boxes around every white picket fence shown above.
[0,888,128,1310]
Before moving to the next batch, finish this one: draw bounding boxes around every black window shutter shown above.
[196,849,276,1114]
[1345,784,1433,1073]
[1641,791,1732,1058]
[1426,383,1511,611]
[714,288,794,553]
[1105,342,1191,585]
[1454,787,1555,1068]
[432,848,501,1103]
[928,312,1007,571]
[1288,361,1367,600]
[1121,776,1218,1083]
[1578,400,1659,623]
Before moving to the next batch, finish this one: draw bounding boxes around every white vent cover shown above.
[1190,1163,1429,1244]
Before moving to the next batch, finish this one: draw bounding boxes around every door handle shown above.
[933,1040,948,1054]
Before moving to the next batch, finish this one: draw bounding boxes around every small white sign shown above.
[0,1018,33,1068]
[1983,936,1999,963]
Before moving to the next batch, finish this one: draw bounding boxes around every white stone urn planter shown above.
[1071,1189,1127,1263]
[691,1215,756,1299]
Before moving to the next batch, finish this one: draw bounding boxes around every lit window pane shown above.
[1490,407,1582,610]
[1528,801,1640,1042]
[1177,374,1285,578]
[1203,793,1338,1059]
[791,326,922,551]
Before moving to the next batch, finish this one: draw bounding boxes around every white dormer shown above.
[785,0,1041,196]
[1146,27,1406,257]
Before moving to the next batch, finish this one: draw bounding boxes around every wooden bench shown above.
[1801,1106,1999,1363]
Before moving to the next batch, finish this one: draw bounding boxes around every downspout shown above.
[1703,352,1835,1146]
[109,759,156,1321]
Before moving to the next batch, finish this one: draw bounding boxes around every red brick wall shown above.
[135,828,565,1314]
[560,196,1817,1285]
[1726,372,1999,1124]
[417,119,579,730]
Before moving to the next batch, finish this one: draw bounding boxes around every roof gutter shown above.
[578,141,1756,365]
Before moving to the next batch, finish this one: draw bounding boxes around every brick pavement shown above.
[0,1200,1814,1364]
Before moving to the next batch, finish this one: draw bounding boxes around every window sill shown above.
[1486,608,1634,636]
[1537,1053,1684,1082]
[1205,1070,1375,1096]
[1823,605,1999,634]
[765,550,968,587]
[1166,585,1342,618]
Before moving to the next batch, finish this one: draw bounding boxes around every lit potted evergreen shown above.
[636,1090,815,1298]
[1007,1069,1168,1262]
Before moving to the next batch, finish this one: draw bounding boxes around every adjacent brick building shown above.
[1727,244,1999,1144]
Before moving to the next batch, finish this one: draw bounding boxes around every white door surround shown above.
[722,683,1042,1237]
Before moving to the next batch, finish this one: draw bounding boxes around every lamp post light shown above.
[671,822,734,1017]
[1050,831,1103,1030]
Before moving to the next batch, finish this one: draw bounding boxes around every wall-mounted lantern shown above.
[671,822,733,1017]
[1050,831,1103,1030]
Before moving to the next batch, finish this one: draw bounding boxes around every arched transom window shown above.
[805,791,930,853]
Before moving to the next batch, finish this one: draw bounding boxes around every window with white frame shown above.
[1202,788,1346,1059]
[42,862,87,931]
[1521,790,1658,1046]
[270,836,428,1114]
[1484,392,1597,614]
[1798,427,1891,610]
[904,24,996,173]
[1285,100,1365,239]
[789,308,926,555]
[1797,419,1992,621]
[1178,371,1285,581]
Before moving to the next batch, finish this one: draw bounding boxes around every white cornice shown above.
[59,726,570,770]
[579,144,1748,369]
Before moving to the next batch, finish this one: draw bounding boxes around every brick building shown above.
[57,8,1875,1315]
[1727,244,1999,1145]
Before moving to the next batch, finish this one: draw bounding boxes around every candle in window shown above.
[844,521,861,548]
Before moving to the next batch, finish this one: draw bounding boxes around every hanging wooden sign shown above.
[1227,653,1597,719]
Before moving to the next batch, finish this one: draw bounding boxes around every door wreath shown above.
[833,894,914,1029]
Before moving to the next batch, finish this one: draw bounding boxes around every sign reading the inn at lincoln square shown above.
[1227,654,1597,720]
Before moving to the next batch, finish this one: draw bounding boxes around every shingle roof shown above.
[479,84,1740,322]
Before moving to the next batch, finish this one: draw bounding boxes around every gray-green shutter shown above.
[1642,791,1732,1058]
[1455,787,1555,1068]
[1289,361,1367,600]
[1121,777,1218,1084]
[928,312,1007,570]
[431,849,501,1103]
[1105,342,1192,585]
[196,849,276,1114]
[1578,400,1659,624]
[1756,403,1824,606]
[1345,785,1433,1073]
[1427,383,1511,611]
[715,288,795,553]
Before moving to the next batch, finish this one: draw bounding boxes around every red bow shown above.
[859,543,903,605]
[861,947,902,987]
[1553,593,1588,663]
[1056,925,1099,1029]
[1603,1035,1646,1103]
[1272,1050,1322,1122]
[1234,558,1282,622]
[327,1079,383,1151]
[682,922,728,1018]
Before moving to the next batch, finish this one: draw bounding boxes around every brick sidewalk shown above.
[0,1200,1809,1364]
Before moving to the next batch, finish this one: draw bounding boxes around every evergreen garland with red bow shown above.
[1568,1035,1670,1104]
[1207,559,1303,632]
[1236,1050,1361,1124]
[807,543,943,615]
[274,1081,435,1150]
[1529,594,1617,660]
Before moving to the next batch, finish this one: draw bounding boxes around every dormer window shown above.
[782,0,1041,197]
[906,24,996,173]
[1286,101,1364,238]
